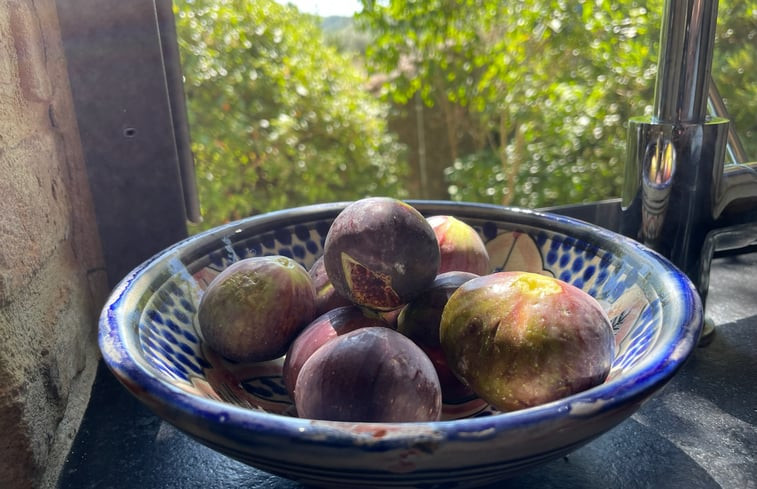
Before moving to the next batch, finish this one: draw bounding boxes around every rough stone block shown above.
[0,0,54,148]
[9,0,53,103]
[0,132,71,306]
[0,242,101,489]
[0,1,108,488]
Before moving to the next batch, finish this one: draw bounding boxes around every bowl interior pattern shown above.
[136,206,660,418]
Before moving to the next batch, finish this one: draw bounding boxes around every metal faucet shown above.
[620,0,757,342]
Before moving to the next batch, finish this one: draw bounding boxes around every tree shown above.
[713,0,757,160]
[174,0,755,226]
[174,0,407,231]
[358,0,755,207]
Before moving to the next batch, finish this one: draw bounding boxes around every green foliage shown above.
[359,0,663,207]
[713,0,757,159]
[175,0,756,226]
[174,0,407,231]
[321,16,373,55]
[359,0,755,207]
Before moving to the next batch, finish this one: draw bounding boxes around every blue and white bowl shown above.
[99,201,703,489]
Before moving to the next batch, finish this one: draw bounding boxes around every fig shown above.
[323,197,440,311]
[397,271,479,402]
[309,256,353,316]
[440,271,615,412]
[427,215,490,275]
[197,256,316,362]
[282,305,389,398]
[294,327,442,422]
[377,306,403,328]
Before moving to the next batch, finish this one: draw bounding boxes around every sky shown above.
[278,0,362,17]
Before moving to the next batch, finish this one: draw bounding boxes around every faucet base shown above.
[620,115,729,319]
[698,316,716,347]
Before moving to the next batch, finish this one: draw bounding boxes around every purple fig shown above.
[282,305,389,398]
[397,271,479,402]
[309,256,353,316]
[427,215,490,275]
[323,197,440,311]
[294,327,442,422]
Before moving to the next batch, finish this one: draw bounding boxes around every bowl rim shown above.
[99,200,703,448]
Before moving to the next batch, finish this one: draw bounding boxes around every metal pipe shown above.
[654,0,719,123]
[707,77,749,165]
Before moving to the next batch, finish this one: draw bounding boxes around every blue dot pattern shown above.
[138,215,659,413]
[139,277,208,382]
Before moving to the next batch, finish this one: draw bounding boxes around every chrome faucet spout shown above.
[653,0,718,123]
[620,0,757,342]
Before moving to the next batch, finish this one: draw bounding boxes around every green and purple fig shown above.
[397,271,479,402]
[294,327,442,422]
[427,215,490,275]
[309,256,352,316]
[282,305,389,398]
[197,255,316,362]
[440,271,615,411]
[323,197,440,311]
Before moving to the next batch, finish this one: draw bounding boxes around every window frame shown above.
[57,0,199,286]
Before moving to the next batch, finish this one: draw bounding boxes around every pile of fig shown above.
[197,197,615,423]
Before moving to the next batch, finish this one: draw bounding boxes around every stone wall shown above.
[0,1,108,487]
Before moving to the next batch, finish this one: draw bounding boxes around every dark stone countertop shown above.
[57,251,757,489]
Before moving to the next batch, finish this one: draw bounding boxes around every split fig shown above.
[323,197,440,311]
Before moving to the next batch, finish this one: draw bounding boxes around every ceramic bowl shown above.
[99,200,702,489]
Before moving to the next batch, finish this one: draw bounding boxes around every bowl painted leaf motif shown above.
[486,231,550,276]
[102,201,703,489]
